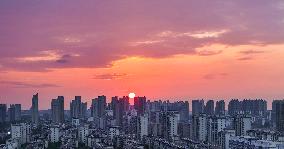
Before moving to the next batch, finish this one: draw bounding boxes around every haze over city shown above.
[1,0,284,110]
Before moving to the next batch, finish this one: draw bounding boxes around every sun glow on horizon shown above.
[129,92,136,98]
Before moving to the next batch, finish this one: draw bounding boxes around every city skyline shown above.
[1,0,284,109]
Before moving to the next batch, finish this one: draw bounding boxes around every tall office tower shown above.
[192,100,204,115]
[137,114,149,139]
[273,100,284,133]
[70,96,87,119]
[8,105,15,122]
[215,100,226,115]
[205,100,215,115]
[233,115,251,136]
[91,95,106,118]
[51,96,65,124]
[134,96,147,115]
[191,114,207,142]
[0,104,7,123]
[228,99,241,116]
[31,93,39,125]
[11,123,31,144]
[207,116,226,145]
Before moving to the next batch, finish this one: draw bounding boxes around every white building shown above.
[3,138,20,149]
[218,129,235,149]
[229,136,284,149]
[72,118,80,127]
[233,115,251,136]
[109,126,119,140]
[50,126,60,143]
[78,125,89,143]
[192,114,207,142]
[11,123,31,145]
[138,114,149,139]
[168,113,178,140]
[207,116,226,144]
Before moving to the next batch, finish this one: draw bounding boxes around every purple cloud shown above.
[0,0,283,71]
[0,81,61,88]
[93,73,128,80]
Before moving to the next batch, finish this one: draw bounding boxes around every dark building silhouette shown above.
[8,104,21,122]
[134,96,146,116]
[205,100,214,115]
[70,96,87,119]
[215,100,225,115]
[91,95,106,118]
[273,100,284,133]
[228,99,267,116]
[51,96,65,123]
[0,104,6,123]
[31,93,39,125]
[111,96,129,126]
[192,100,204,115]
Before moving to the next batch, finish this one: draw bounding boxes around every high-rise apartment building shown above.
[91,95,106,118]
[70,96,87,119]
[8,104,21,122]
[215,100,225,115]
[31,93,39,125]
[11,123,31,144]
[0,104,7,123]
[205,100,214,115]
[273,100,284,133]
[192,100,204,115]
[51,96,65,124]
[134,96,146,116]
[233,115,251,136]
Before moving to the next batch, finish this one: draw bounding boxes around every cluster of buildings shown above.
[0,94,283,149]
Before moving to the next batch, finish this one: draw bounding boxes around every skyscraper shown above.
[205,100,214,115]
[215,100,225,115]
[91,95,106,118]
[31,93,39,125]
[192,100,204,115]
[0,104,7,123]
[273,100,284,133]
[51,96,65,124]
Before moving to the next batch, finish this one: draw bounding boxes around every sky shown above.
[0,0,284,109]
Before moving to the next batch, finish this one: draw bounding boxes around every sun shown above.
[129,92,135,98]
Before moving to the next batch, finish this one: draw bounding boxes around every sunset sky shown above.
[1,0,284,109]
